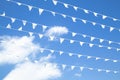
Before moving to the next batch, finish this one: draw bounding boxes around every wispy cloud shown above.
[0,36,40,64]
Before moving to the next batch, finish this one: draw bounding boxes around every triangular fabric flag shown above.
[93,12,98,17]
[59,51,63,55]
[71,17,76,22]
[91,22,96,26]
[81,19,87,24]
[95,57,100,60]
[82,34,87,38]
[97,69,102,72]
[73,6,78,11]
[114,71,118,74]
[49,36,54,41]
[6,24,11,29]
[89,43,94,47]
[117,48,120,52]
[71,66,75,70]
[108,41,112,44]
[29,32,33,36]
[38,34,43,39]
[106,70,110,73]
[63,3,69,8]
[17,2,22,6]
[0,12,5,16]
[42,25,47,32]
[80,67,84,71]
[102,15,107,19]
[79,41,84,46]
[60,38,64,44]
[113,60,118,63]
[22,20,27,26]
[39,8,44,15]
[110,27,114,32]
[99,39,104,43]
[112,18,117,21]
[51,11,56,16]
[107,47,112,50]
[98,45,103,48]
[101,24,105,29]
[77,54,82,58]
[40,48,44,53]
[88,68,93,70]
[87,56,92,59]
[32,23,37,29]
[83,9,89,14]
[11,18,16,23]
[62,64,66,70]
[68,53,73,56]
[90,37,95,41]
[28,5,33,11]
[70,40,74,44]
[18,27,22,31]
[72,32,77,37]
[61,14,67,18]
[104,59,109,61]
[50,50,54,53]
[52,0,58,5]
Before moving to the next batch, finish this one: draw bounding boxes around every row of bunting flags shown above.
[2,23,120,52]
[0,13,120,46]
[6,0,120,32]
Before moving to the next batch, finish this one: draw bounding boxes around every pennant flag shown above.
[99,39,104,43]
[62,64,66,70]
[87,56,92,59]
[97,69,102,72]
[22,20,27,26]
[107,47,112,50]
[104,59,109,61]
[95,57,100,60]
[63,3,69,8]
[39,8,44,15]
[18,27,22,31]
[42,25,47,32]
[102,15,107,19]
[59,51,63,55]
[60,38,64,44]
[101,24,105,29]
[6,24,11,29]
[114,71,118,74]
[106,70,110,73]
[89,43,94,47]
[11,18,16,23]
[93,12,98,17]
[50,50,54,53]
[98,45,103,48]
[40,48,44,53]
[51,11,56,16]
[112,18,117,21]
[52,0,58,5]
[0,12,5,16]
[38,34,43,39]
[110,27,114,32]
[79,41,84,46]
[91,22,96,26]
[68,53,73,56]
[81,19,87,24]
[27,5,33,11]
[82,34,87,38]
[71,66,75,70]
[70,40,74,44]
[83,9,89,14]
[61,14,67,18]
[80,67,84,71]
[113,60,118,63]
[88,68,93,70]
[72,32,77,37]
[32,23,37,29]
[29,32,33,36]
[73,6,78,11]
[90,37,95,41]
[117,48,120,52]
[77,54,82,58]
[49,36,54,41]
[108,41,112,44]
[71,17,76,22]
[17,2,22,6]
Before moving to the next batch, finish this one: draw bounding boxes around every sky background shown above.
[0,0,120,80]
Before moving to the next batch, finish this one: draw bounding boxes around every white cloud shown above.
[0,36,40,64]
[45,26,68,40]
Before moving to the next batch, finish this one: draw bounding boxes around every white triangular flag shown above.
[113,60,118,63]
[11,18,16,23]
[42,25,47,32]
[40,48,44,53]
[17,2,22,6]
[73,6,78,11]
[90,37,95,41]
[0,12,5,16]
[63,3,69,8]
[80,67,84,71]
[106,70,110,73]
[71,66,75,70]
[22,20,27,26]
[28,5,33,11]
[52,0,58,5]
[29,32,33,36]
[49,36,54,41]
[18,27,22,31]
[98,45,103,48]
[104,59,109,61]
[39,8,44,15]
[50,50,54,53]
[61,14,66,18]
[97,69,102,72]
[83,9,89,14]
[108,41,112,44]
[113,18,117,21]
[95,57,100,60]
[6,24,11,29]
[107,47,111,49]
[78,54,82,58]
[32,23,37,29]
[102,15,107,19]
[51,11,56,16]
[117,48,120,52]
[68,53,73,56]
[81,19,87,24]
[93,12,98,17]
[71,17,76,22]
[110,27,114,32]
[60,38,64,43]
[82,34,87,38]
[99,39,104,43]
[87,56,92,59]
[114,71,118,74]
[70,40,74,44]
[92,22,96,26]
[59,51,63,55]
[79,41,84,46]
[88,68,93,70]
[38,34,43,39]
[72,32,77,37]
[62,64,66,70]
[89,43,94,47]
[101,24,105,29]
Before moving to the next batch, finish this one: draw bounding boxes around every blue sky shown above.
[0,0,120,80]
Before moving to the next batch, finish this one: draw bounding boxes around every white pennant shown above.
[22,20,27,26]
[117,48,120,52]
[80,67,84,71]
[95,57,100,60]
[113,60,118,63]
[110,27,114,32]
[73,6,78,11]
[89,43,94,47]
[50,50,54,53]
[40,48,44,53]
[107,47,111,50]
[69,53,73,56]
[39,8,44,15]
[90,37,95,41]
[11,18,16,23]
[59,51,63,55]
[38,34,43,39]
[99,39,104,43]
[49,36,54,41]
[28,5,33,11]
[42,25,47,32]
[83,9,89,14]
[52,0,58,5]
[93,12,98,17]
[72,17,76,22]
[98,45,103,48]
[87,56,92,59]
[104,59,109,61]
[0,12,5,16]
[82,34,87,38]
[61,14,66,18]
[114,71,118,74]
[18,27,22,31]
[6,24,11,29]
[106,70,110,73]
[108,41,112,44]
[102,15,107,19]
[78,54,82,58]
[70,40,74,44]
[112,18,117,21]
[88,68,93,70]
[62,64,66,70]
[63,3,69,8]
[51,11,56,16]
[101,24,105,29]
[29,32,33,36]
[60,38,64,43]
[80,41,84,46]
[32,23,37,29]
[81,19,87,24]
[97,69,102,72]
[17,2,22,6]
[71,66,75,70]
[72,32,77,37]
[92,22,96,26]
